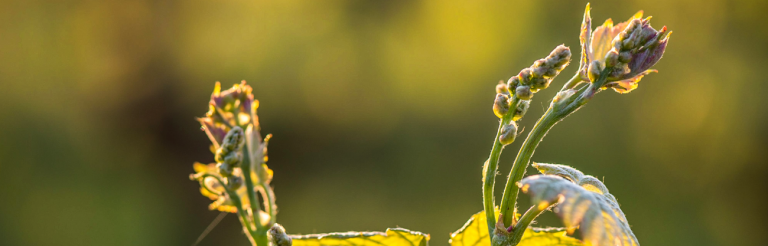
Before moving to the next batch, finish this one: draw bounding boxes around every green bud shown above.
[518,68,532,85]
[223,153,240,165]
[269,223,293,246]
[515,86,533,100]
[587,60,602,82]
[228,176,243,189]
[536,45,571,80]
[512,100,530,121]
[618,51,632,63]
[613,37,623,51]
[622,38,634,50]
[496,81,510,94]
[619,29,631,40]
[214,127,245,175]
[530,76,550,91]
[549,45,572,67]
[215,128,244,162]
[214,148,225,163]
[217,162,233,177]
[531,63,548,77]
[499,121,518,145]
[543,69,558,78]
[609,63,631,79]
[508,76,520,88]
[221,127,245,152]
[493,93,511,118]
[604,50,619,68]
[619,19,643,50]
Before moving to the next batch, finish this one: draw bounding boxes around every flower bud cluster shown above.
[491,46,571,146]
[604,18,668,81]
[493,46,571,119]
[508,45,571,100]
[191,81,277,216]
[215,127,244,177]
[578,5,670,93]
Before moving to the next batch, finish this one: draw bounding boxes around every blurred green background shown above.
[1,0,767,245]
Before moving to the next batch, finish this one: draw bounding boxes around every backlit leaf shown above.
[290,228,430,246]
[450,211,582,246]
[449,210,494,246]
[520,163,639,246]
[518,229,584,246]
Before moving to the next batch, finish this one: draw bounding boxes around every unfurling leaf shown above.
[520,163,639,246]
[450,211,582,246]
[290,228,429,246]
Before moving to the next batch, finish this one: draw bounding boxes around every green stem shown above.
[561,73,584,91]
[259,179,277,225]
[499,70,610,228]
[242,149,265,232]
[200,174,260,245]
[246,130,275,245]
[243,147,272,246]
[498,108,558,227]
[509,205,548,245]
[254,232,269,246]
[483,97,519,234]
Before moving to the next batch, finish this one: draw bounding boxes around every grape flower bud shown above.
[496,80,510,94]
[269,223,293,246]
[499,121,519,145]
[493,93,511,118]
[512,100,530,121]
[577,3,670,93]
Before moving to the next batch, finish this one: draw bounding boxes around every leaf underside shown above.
[450,211,583,246]
[290,228,430,246]
[520,163,639,246]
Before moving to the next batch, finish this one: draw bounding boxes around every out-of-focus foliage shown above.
[289,228,429,246]
[1,0,767,246]
[450,211,582,246]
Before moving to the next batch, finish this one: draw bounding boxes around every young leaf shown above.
[289,228,429,246]
[450,211,582,246]
[532,163,620,205]
[519,167,639,246]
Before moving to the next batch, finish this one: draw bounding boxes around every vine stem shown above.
[508,205,549,245]
[483,97,519,234]
[243,138,273,246]
[244,124,277,246]
[497,108,558,227]
[242,149,264,230]
[200,174,260,245]
[259,177,277,225]
[498,69,610,229]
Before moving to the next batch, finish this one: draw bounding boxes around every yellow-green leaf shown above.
[290,228,430,246]
[449,210,494,246]
[518,229,584,246]
[450,211,582,246]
